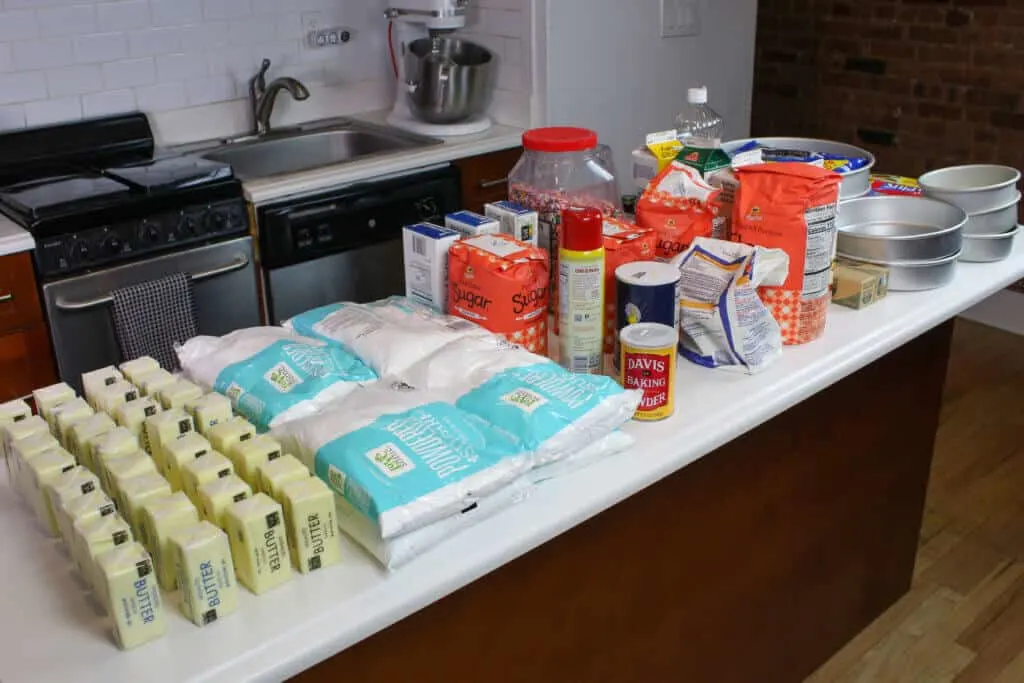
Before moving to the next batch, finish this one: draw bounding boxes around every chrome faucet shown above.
[250,58,310,136]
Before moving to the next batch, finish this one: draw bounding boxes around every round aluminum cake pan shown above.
[722,136,875,199]
[963,192,1020,235]
[838,251,961,291]
[919,164,1021,214]
[837,196,966,262]
[961,225,1020,263]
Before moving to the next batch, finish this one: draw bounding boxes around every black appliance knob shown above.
[71,239,90,262]
[204,211,228,233]
[101,235,123,256]
[138,221,162,244]
[178,215,200,237]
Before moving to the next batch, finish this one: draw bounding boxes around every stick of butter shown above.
[158,379,204,411]
[168,521,237,627]
[104,452,158,502]
[94,427,141,480]
[93,381,141,417]
[4,414,48,482]
[138,491,199,589]
[82,366,124,409]
[11,431,60,498]
[25,448,77,536]
[255,453,309,499]
[94,542,166,650]
[144,409,195,475]
[224,493,293,594]
[198,474,252,528]
[229,435,283,485]
[162,433,212,492]
[117,472,171,538]
[119,356,160,384]
[280,477,341,574]
[181,451,234,505]
[184,393,233,436]
[67,413,116,471]
[53,398,94,449]
[45,466,102,542]
[58,489,117,549]
[134,368,175,398]
[0,399,32,467]
[73,513,132,588]
[33,382,76,430]
[207,416,256,457]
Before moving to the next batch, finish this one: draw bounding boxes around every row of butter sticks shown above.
[0,357,341,650]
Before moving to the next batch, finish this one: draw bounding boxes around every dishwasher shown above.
[256,165,461,324]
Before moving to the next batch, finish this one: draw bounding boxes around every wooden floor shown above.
[806,319,1024,683]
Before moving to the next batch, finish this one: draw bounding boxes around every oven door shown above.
[42,236,260,391]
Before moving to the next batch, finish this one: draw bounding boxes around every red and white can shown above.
[619,323,677,421]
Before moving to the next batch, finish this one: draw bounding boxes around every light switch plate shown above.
[660,0,701,38]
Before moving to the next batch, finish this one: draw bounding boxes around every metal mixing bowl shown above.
[404,38,495,125]
[837,196,966,262]
[919,164,1021,214]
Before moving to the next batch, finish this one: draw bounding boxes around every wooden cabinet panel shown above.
[0,252,44,335]
[0,323,56,401]
[453,148,522,213]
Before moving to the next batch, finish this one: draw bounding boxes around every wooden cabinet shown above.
[0,252,55,401]
[453,147,522,213]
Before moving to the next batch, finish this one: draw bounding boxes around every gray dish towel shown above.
[111,273,198,371]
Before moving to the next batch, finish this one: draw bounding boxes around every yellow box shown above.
[119,356,160,384]
[138,492,199,590]
[115,396,161,445]
[255,453,309,499]
[162,433,213,492]
[223,493,293,594]
[198,474,252,528]
[185,393,233,436]
[73,513,132,588]
[833,260,891,310]
[158,379,204,411]
[94,427,141,479]
[82,366,124,409]
[144,409,195,473]
[57,489,117,549]
[45,466,102,542]
[94,543,165,650]
[181,451,235,505]
[25,448,77,536]
[53,398,94,449]
[169,521,238,626]
[117,472,171,537]
[67,413,116,471]
[280,477,341,574]
[207,416,256,456]
[135,368,175,398]
[104,452,158,502]
[11,431,59,498]
[93,381,141,416]
[33,382,76,430]
[4,414,48,481]
[0,399,32,466]
[229,435,283,485]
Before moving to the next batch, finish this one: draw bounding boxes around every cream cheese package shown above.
[115,397,161,452]
[67,413,116,471]
[229,434,283,485]
[206,416,256,457]
[158,379,204,411]
[198,474,252,528]
[73,513,132,586]
[181,451,235,504]
[94,543,165,650]
[57,489,117,548]
[224,493,293,594]
[135,368,175,398]
[184,393,233,436]
[82,366,124,408]
[33,382,76,429]
[144,408,195,473]
[120,356,160,383]
[280,477,340,574]
[104,452,158,502]
[138,492,199,589]
[168,521,238,626]
[24,449,77,535]
[162,433,213,491]
[92,381,140,416]
[53,398,94,448]
[118,472,171,536]
[176,327,377,431]
[256,453,309,499]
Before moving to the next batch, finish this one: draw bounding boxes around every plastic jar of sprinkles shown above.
[620,323,678,421]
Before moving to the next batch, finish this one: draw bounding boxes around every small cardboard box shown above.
[444,211,501,239]
[833,260,890,309]
[403,222,460,313]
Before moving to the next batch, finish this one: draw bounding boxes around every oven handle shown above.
[53,254,250,312]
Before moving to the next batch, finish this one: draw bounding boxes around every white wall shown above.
[536,0,758,180]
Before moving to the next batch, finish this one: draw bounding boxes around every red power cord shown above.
[388,21,399,79]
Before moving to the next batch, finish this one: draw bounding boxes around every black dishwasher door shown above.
[258,165,461,323]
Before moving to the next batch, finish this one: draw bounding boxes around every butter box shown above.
[181,451,235,505]
[53,398,94,449]
[5,414,48,480]
[158,379,204,411]
[73,513,133,588]
[58,489,117,549]
[67,413,116,471]
[33,382,76,430]
[280,477,340,574]
[46,466,103,542]
[138,492,199,590]
[104,452,158,502]
[198,474,252,528]
[163,433,213,492]
[445,210,501,239]
[833,260,891,310]
[116,397,161,455]
[93,381,141,417]
[0,399,33,464]
[184,393,233,436]
[229,434,283,485]
[25,448,77,535]
[117,472,171,537]
[94,427,142,479]
[144,408,195,473]
[11,431,60,498]
[135,368,175,398]
[403,222,461,313]
[206,416,256,457]
[119,356,160,384]
[485,200,539,246]
[94,543,165,650]
[256,453,309,500]
[224,493,293,594]
[82,366,124,409]
[168,521,238,627]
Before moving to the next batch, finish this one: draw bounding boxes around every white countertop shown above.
[0,213,34,256]
[2,240,1023,683]
[242,111,524,206]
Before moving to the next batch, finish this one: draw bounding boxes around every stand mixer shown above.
[385,0,493,137]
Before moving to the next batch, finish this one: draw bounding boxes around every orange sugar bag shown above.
[602,218,657,353]
[637,161,721,262]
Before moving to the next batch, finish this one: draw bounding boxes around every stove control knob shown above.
[101,235,123,256]
[71,239,90,263]
[204,211,228,233]
[179,215,200,237]
[138,221,161,245]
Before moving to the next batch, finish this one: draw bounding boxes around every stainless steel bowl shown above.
[919,164,1021,214]
[961,225,1020,263]
[836,196,966,262]
[405,38,495,125]
[964,192,1020,235]
[722,136,876,199]
[840,252,961,291]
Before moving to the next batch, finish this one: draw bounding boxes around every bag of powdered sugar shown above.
[177,327,377,431]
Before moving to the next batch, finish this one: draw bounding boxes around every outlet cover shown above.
[660,0,700,38]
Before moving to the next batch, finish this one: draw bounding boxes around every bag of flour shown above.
[177,327,376,431]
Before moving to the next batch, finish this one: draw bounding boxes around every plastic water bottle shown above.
[676,86,724,146]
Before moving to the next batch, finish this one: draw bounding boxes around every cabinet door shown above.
[454,148,523,213]
[0,252,44,335]
[0,323,57,401]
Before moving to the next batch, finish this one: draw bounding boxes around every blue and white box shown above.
[484,201,539,246]
[444,210,501,239]
[403,223,460,313]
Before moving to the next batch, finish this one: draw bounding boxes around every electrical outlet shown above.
[660,0,700,38]
[302,11,353,49]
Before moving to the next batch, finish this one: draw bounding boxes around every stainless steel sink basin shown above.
[198,119,441,180]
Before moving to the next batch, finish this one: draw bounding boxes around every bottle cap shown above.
[561,207,604,252]
[523,127,599,153]
[687,86,708,104]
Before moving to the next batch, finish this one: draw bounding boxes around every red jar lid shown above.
[522,127,599,153]
[561,207,604,252]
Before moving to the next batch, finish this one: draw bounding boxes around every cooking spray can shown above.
[558,207,605,375]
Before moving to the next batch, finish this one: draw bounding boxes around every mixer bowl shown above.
[404,38,495,125]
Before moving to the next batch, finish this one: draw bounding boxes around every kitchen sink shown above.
[199,119,442,180]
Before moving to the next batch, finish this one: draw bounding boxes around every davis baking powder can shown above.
[614,261,681,375]
[620,323,677,421]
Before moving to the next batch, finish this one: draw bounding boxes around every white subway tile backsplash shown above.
[102,57,156,88]
[134,81,186,111]
[206,45,254,78]
[128,27,182,58]
[0,10,39,43]
[151,0,203,27]
[505,37,523,65]
[203,0,251,21]
[186,75,235,106]
[0,104,26,132]
[0,72,46,105]
[47,64,104,97]
[179,21,225,51]
[0,45,12,74]
[82,88,137,117]
[25,96,82,126]
[13,38,75,71]
[229,16,279,46]
[156,52,208,81]
[74,33,130,64]
[37,5,97,38]
[97,1,152,33]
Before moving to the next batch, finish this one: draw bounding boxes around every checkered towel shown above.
[111,273,198,371]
